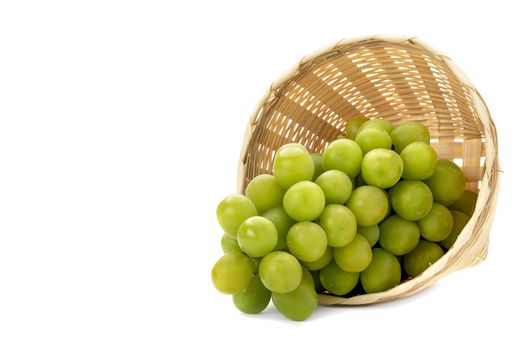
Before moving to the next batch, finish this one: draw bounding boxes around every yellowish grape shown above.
[333,234,372,272]
[212,253,253,295]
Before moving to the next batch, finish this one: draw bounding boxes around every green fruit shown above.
[283,181,325,221]
[379,215,420,255]
[424,160,465,206]
[360,248,401,294]
[357,225,380,247]
[311,153,324,180]
[400,141,438,180]
[300,266,315,288]
[440,210,470,250]
[358,119,394,134]
[221,233,241,254]
[320,261,359,296]
[347,185,389,226]
[262,206,295,251]
[355,127,392,154]
[287,222,327,262]
[318,204,357,247]
[448,190,478,217]
[345,115,369,140]
[390,122,430,153]
[322,139,363,178]
[300,247,333,271]
[403,240,444,277]
[361,149,403,189]
[273,143,314,189]
[250,258,260,274]
[233,275,271,314]
[272,272,318,321]
[217,194,258,238]
[259,251,302,293]
[212,253,254,295]
[315,170,353,204]
[333,234,372,272]
[237,216,278,257]
[245,174,285,214]
[417,203,453,242]
[389,180,433,221]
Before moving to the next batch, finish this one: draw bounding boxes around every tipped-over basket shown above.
[237,36,500,305]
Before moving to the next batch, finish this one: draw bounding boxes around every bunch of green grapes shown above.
[212,116,475,321]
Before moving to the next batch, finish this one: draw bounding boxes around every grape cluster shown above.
[212,117,477,321]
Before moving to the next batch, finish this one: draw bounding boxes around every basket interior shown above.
[240,38,486,193]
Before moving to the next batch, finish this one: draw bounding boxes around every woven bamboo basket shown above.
[237,36,499,305]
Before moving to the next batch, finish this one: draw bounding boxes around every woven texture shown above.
[237,36,499,305]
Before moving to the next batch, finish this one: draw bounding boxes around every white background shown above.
[0,1,522,349]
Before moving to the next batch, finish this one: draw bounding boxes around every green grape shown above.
[262,206,295,251]
[355,127,392,154]
[440,210,470,250]
[211,252,254,294]
[384,189,392,216]
[245,174,285,214]
[357,225,380,247]
[259,251,302,293]
[310,269,325,293]
[273,143,314,189]
[390,122,430,153]
[311,153,324,180]
[378,215,420,255]
[283,181,325,221]
[358,119,394,134]
[449,190,478,217]
[403,240,444,277]
[233,275,271,314]
[389,180,433,221]
[287,222,328,262]
[300,266,315,288]
[417,203,453,242]
[272,271,318,321]
[333,234,372,272]
[400,142,438,180]
[217,194,258,238]
[361,149,403,189]
[301,247,333,271]
[354,172,367,187]
[360,248,401,294]
[318,204,357,247]
[320,261,360,296]
[315,170,353,204]
[237,216,278,257]
[221,233,241,254]
[424,160,465,206]
[346,186,389,226]
[345,115,369,140]
[322,139,363,178]
[250,258,260,274]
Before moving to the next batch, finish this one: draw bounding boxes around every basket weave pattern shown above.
[238,37,499,305]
